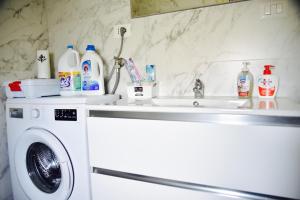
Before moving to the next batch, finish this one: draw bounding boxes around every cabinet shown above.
[87,113,300,199]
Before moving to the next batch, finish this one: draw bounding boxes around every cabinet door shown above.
[88,117,300,199]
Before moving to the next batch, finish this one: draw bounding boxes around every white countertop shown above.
[6,94,120,105]
[6,95,300,117]
[87,97,300,117]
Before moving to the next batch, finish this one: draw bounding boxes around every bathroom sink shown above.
[152,97,250,108]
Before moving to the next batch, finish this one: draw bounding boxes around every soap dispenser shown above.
[257,65,278,98]
[237,62,253,98]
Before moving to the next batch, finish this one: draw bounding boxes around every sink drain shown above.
[193,101,199,107]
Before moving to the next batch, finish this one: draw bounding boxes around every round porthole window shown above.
[26,142,62,193]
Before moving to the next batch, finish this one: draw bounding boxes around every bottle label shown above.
[258,76,275,96]
[146,64,155,82]
[82,60,100,91]
[59,71,81,91]
[82,60,91,75]
[72,71,81,91]
[237,75,250,97]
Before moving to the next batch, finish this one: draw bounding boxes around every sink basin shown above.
[152,97,250,108]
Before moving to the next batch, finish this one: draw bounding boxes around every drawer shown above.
[91,173,236,200]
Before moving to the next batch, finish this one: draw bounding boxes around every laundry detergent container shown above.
[21,79,60,98]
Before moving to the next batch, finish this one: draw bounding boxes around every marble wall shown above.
[0,0,49,82]
[0,99,11,200]
[0,0,48,199]
[46,0,300,101]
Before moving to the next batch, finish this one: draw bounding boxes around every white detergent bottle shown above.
[81,44,105,95]
[58,45,81,96]
[257,65,279,98]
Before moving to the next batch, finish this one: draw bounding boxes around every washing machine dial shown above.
[31,109,40,118]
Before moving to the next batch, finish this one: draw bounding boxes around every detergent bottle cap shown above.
[86,44,96,51]
[67,44,73,49]
[263,65,273,75]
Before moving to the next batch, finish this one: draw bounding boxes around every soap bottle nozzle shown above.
[242,62,249,71]
[263,65,273,75]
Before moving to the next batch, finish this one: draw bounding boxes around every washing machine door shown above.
[14,128,74,200]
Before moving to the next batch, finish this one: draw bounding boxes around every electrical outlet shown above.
[261,0,287,20]
[113,24,131,38]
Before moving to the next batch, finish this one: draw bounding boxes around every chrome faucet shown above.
[193,78,204,98]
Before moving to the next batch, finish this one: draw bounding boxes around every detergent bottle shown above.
[58,45,81,96]
[81,44,105,95]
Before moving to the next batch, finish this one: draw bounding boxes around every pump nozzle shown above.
[241,62,249,71]
[263,65,273,75]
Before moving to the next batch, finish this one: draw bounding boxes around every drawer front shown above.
[91,173,235,200]
[87,117,300,199]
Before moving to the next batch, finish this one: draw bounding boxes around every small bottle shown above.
[257,65,278,98]
[146,64,155,82]
[237,62,253,98]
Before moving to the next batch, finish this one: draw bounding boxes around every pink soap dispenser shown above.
[257,65,279,98]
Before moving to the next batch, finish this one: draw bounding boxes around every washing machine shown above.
[6,96,118,200]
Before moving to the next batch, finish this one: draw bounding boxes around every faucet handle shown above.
[193,78,204,98]
[194,78,203,89]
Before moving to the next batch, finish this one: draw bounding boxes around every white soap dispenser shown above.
[237,62,253,98]
[257,65,278,98]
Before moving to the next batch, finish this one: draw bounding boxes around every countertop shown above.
[87,97,300,117]
[6,95,300,117]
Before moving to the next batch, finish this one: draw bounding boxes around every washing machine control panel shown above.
[55,109,77,121]
[9,108,23,118]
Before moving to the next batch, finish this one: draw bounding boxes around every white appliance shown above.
[6,96,118,200]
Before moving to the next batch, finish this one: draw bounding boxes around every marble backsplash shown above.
[0,0,48,199]
[0,0,49,82]
[45,0,300,101]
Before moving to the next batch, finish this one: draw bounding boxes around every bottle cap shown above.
[263,65,273,75]
[86,44,96,51]
[67,44,73,49]
[146,64,155,72]
[242,62,249,71]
